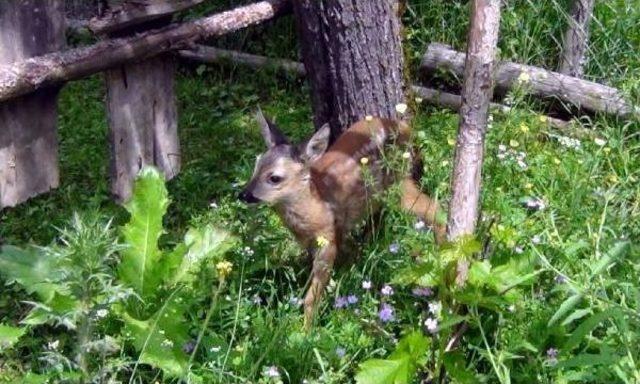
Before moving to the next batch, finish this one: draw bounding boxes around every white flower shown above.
[362,280,372,290]
[47,340,60,350]
[428,301,442,317]
[532,235,542,244]
[508,305,516,313]
[209,201,219,209]
[415,97,423,103]
[402,152,411,159]
[265,366,280,378]
[414,220,426,231]
[381,285,394,296]
[395,103,408,114]
[424,317,439,333]
[96,309,108,318]
[498,144,507,152]
[210,346,221,353]
[594,137,607,146]
[161,339,174,349]
[517,71,531,83]
[365,115,373,121]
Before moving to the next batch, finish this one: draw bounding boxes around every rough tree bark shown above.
[292,0,406,140]
[0,0,291,102]
[422,43,639,119]
[0,0,65,208]
[447,0,501,262]
[559,0,596,77]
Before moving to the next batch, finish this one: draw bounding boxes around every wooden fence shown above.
[0,0,289,207]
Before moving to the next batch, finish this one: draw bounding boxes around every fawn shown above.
[240,110,445,328]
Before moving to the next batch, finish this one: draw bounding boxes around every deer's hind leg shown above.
[400,178,446,244]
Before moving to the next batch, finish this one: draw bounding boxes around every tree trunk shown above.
[559,0,596,77]
[292,0,406,140]
[0,0,291,103]
[0,0,65,208]
[447,0,501,243]
[422,43,639,120]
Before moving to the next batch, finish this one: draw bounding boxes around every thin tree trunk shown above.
[559,0,596,77]
[0,0,291,103]
[422,43,639,120]
[292,0,406,140]
[447,0,501,251]
[0,0,65,208]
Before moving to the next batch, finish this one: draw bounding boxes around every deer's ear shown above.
[256,107,288,148]
[300,123,330,163]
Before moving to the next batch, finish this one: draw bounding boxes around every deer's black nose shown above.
[239,189,260,204]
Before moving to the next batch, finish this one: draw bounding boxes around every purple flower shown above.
[378,303,395,323]
[554,274,568,284]
[334,296,348,309]
[182,340,196,354]
[389,242,400,254]
[381,285,394,296]
[335,347,346,358]
[347,294,359,305]
[546,348,559,365]
[412,287,433,297]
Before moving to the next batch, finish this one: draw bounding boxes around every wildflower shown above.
[508,305,516,313]
[441,160,449,167]
[289,296,302,307]
[509,139,519,148]
[424,317,438,333]
[555,135,581,150]
[517,71,531,83]
[365,115,373,121]
[415,96,423,103]
[47,340,60,350]
[161,339,174,349]
[414,220,426,231]
[264,366,280,378]
[210,346,221,353]
[517,160,528,170]
[498,144,507,152]
[209,201,219,209]
[522,197,546,211]
[316,235,330,247]
[395,103,408,115]
[378,303,395,322]
[362,280,372,290]
[334,296,348,309]
[539,115,548,123]
[389,242,400,254]
[347,294,359,305]
[447,138,456,146]
[182,340,196,354]
[428,301,442,317]
[402,152,411,159]
[95,308,108,318]
[519,123,530,133]
[381,285,394,296]
[525,182,533,190]
[546,348,559,365]
[216,260,233,278]
[252,294,262,305]
[531,235,542,244]
[241,246,254,257]
[360,157,369,165]
[335,347,346,358]
[594,137,607,146]
[554,274,568,284]
[553,158,561,165]
[514,246,524,254]
[603,147,611,154]
[412,287,433,297]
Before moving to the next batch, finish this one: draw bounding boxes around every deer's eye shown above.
[268,174,283,184]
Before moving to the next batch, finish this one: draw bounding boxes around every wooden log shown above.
[422,43,640,120]
[0,0,291,103]
[559,0,596,77]
[106,55,180,203]
[446,0,501,244]
[89,0,205,35]
[0,0,65,208]
[179,46,306,75]
[411,86,569,129]
[177,45,568,128]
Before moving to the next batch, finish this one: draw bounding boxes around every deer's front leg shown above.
[304,235,337,330]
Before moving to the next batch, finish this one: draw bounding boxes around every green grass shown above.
[1,1,639,383]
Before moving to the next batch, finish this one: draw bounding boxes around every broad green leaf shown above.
[21,293,81,329]
[548,293,583,326]
[168,225,236,286]
[563,310,616,351]
[119,167,169,299]
[556,353,620,369]
[560,308,592,327]
[0,324,26,350]
[390,331,430,365]
[392,263,434,286]
[0,245,63,302]
[441,235,482,264]
[443,352,476,384]
[468,260,492,287]
[589,241,630,277]
[18,373,50,384]
[355,358,411,384]
[123,289,190,378]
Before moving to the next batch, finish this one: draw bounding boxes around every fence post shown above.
[103,3,180,203]
[0,0,65,208]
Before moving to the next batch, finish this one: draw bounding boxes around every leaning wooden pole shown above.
[0,0,291,102]
[447,0,501,253]
[559,0,596,77]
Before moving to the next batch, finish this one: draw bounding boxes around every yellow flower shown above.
[517,71,531,83]
[509,139,520,148]
[539,115,548,123]
[216,260,233,278]
[519,123,530,133]
[395,103,408,115]
[402,152,411,159]
[441,160,449,167]
[447,138,456,146]
[603,147,611,154]
[360,157,369,165]
[607,174,619,183]
[553,158,561,165]
[365,115,373,121]
[525,182,533,189]
[316,236,330,247]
